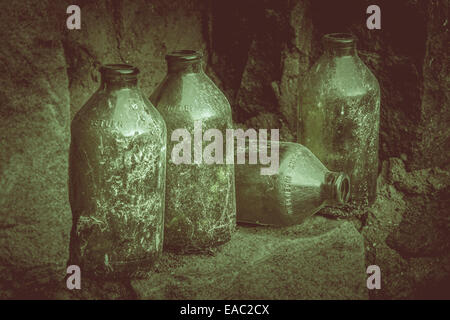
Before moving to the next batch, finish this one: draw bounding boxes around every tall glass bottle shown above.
[235,141,350,226]
[297,33,380,208]
[150,50,236,253]
[69,64,166,278]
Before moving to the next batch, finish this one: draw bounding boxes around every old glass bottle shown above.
[69,64,166,277]
[235,141,350,226]
[297,33,380,208]
[150,50,236,253]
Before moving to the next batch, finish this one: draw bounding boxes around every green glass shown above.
[69,64,166,278]
[297,33,380,208]
[150,50,236,253]
[235,141,350,226]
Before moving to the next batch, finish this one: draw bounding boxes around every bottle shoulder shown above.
[301,54,379,98]
[71,88,166,139]
[150,72,231,123]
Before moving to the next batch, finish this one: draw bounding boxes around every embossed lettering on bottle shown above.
[235,141,350,226]
[69,64,167,277]
[150,50,236,253]
[297,33,380,208]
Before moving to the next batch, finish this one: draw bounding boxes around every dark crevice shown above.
[107,0,126,64]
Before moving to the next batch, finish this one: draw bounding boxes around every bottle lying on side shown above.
[235,141,350,226]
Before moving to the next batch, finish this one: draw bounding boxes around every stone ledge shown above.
[131,216,368,300]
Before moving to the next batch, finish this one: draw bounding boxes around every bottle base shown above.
[77,254,161,280]
[163,233,233,254]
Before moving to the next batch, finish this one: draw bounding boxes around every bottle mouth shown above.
[100,64,139,79]
[322,33,356,48]
[165,50,203,62]
[335,173,350,205]
[325,172,351,205]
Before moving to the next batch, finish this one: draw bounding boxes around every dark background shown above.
[0,0,448,299]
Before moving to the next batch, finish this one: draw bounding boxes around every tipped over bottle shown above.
[235,141,350,226]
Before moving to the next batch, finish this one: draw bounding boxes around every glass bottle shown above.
[297,33,380,208]
[150,50,236,253]
[69,64,166,278]
[235,141,350,226]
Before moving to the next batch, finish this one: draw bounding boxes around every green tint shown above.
[150,50,236,253]
[235,141,350,226]
[69,64,166,277]
[297,33,380,208]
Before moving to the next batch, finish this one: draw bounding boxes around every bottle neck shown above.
[167,60,202,74]
[166,50,203,74]
[99,64,139,90]
[322,172,350,206]
[100,77,138,90]
[322,33,357,57]
[325,45,357,57]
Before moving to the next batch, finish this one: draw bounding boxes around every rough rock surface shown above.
[0,0,207,297]
[0,1,72,296]
[209,0,450,298]
[209,0,314,140]
[362,158,450,299]
[0,0,448,299]
[63,0,207,119]
[217,0,449,170]
[308,0,449,170]
[131,217,368,300]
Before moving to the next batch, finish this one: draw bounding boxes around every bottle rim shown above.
[165,50,203,62]
[99,64,140,77]
[322,33,357,47]
[334,172,351,205]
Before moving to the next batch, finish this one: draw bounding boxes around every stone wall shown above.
[0,0,448,299]
[0,0,72,297]
[0,0,208,298]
